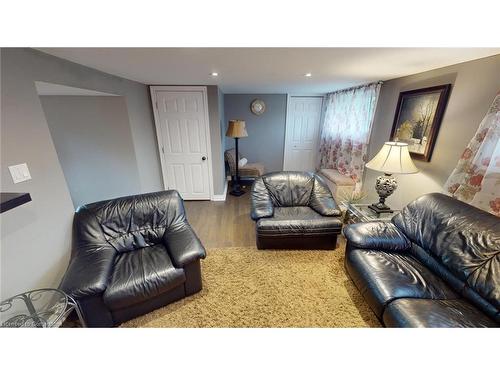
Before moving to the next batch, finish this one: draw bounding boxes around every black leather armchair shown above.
[344,193,499,327]
[250,171,342,249]
[59,190,206,327]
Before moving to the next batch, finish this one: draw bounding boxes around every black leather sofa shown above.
[344,193,499,327]
[250,171,342,249]
[59,190,206,327]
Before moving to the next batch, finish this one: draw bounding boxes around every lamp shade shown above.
[365,142,419,174]
[226,120,248,138]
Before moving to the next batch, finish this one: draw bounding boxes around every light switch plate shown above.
[8,163,32,184]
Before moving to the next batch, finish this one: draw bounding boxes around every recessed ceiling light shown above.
[304,73,312,77]
[211,72,219,77]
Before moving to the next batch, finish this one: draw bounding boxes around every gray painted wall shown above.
[0,48,162,298]
[40,96,141,208]
[218,88,226,160]
[0,49,228,298]
[366,54,500,209]
[206,86,225,195]
[224,94,287,173]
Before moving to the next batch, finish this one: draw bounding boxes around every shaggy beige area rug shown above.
[121,246,380,328]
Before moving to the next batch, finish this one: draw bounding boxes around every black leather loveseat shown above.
[344,193,499,327]
[59,190,206,327]
[251,171,342,249]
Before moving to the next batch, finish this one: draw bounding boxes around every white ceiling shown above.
[38,48,500,94]
[35,81,117,96]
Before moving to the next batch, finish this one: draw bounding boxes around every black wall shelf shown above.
[0,192,32,213]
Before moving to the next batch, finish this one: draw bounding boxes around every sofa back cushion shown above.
[392,193,500,313]
[75,190,185,253]
[262,171,315,207]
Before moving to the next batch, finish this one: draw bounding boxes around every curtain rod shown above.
[328,80,383,95]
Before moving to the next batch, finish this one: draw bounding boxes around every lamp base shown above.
[230,136,246,197]
[368,203,393,214]
[368,173,397,214]
[229,184,246,196]
[229,189,246,197]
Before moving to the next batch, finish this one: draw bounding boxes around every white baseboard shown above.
[211,181,228,201]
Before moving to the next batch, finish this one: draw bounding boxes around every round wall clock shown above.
[250,99,266,115]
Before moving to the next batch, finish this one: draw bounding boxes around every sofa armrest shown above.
[164,224,206,268]
[309,176,342,216]
[343,222,411,251]
[250,177,274,221]
[59,244,116,300]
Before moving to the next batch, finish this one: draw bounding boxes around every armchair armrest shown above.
[309,177,341,216]
[164,224,206,268]
[250,177,274,221]
[343,222,411,251]
[59,243,116,300]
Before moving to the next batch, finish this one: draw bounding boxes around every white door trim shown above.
[150,85,214,200]
[283,94,325,171]
[211,180,228,201]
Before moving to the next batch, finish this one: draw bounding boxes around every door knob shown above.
[202,156,207,161]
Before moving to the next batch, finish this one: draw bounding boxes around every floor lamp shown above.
[226,120,248,196]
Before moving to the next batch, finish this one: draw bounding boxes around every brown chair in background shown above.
[224,148,265,183]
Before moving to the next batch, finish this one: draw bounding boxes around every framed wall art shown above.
[390,84,451,161]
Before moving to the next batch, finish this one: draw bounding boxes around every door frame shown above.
[283,94,325,171]
[150,85,214,200]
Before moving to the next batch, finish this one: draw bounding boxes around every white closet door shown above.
[152,87,212,200]
[283,96,323,172]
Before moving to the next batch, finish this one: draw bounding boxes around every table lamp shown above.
[226,119,248,196]
[365,141,419,213]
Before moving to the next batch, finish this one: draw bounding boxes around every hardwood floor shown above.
[184,184,256,248]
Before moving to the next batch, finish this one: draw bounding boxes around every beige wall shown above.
[365,54,500,209]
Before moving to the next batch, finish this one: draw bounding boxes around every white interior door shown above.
[283,96,323,172]
[152,87,212,200]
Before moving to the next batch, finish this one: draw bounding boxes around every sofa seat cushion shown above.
[256,206,342,236]
[383,298,498,328]
[103,244,186,310]
[319,169,356,186]
[345,248,458,318]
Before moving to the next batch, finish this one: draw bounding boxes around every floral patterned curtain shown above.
[444,92,500,216]
[318,82,382,185]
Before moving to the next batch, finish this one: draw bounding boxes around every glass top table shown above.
[340,202,400,224]
[0,288,85,328]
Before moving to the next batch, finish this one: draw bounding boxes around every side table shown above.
[0,288,86,328]
[339,202,400,224]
